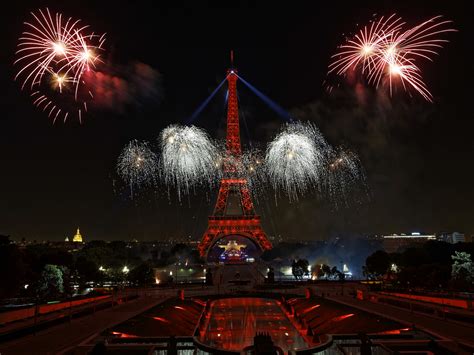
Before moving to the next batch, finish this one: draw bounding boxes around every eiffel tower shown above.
[198,57,272,258]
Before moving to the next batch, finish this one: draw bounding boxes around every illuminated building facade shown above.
[72,227,83,243]
[438,232,465,244]
[382,232,436,253]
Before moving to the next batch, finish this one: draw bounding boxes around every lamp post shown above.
[439,284,445,319]
[175,263,178,285]
[122,266,129,302]
[407,281,413,313]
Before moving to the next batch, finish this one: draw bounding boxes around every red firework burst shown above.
[14,8,106,123]
[329,14,455,101]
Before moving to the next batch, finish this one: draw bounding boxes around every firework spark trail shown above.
[238,148,267,200]
[159,124,220,200]
[329,14,455,101]
[14,9,85,90]
[385,16,456,62]
[59,31,106,100]
[377,16,456,101]
[265,121,331,201]
[117,140,159,198]
[326,147,367,208]
[14,8,106,122]
[329,14,404,77]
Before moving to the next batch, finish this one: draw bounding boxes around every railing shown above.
[379,291,473,310]
[0,295,111,325]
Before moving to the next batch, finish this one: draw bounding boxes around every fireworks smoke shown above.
[117,140,159,198]
[91,62,163,113]
[265,121,331,201]
[329,14,455,101]
[159,124,220,200]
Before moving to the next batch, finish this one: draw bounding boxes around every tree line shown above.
[363,240,474,291]
[0,236,201,302]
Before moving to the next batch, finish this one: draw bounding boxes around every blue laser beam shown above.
[185,76,228,124]
[237,75,293,122]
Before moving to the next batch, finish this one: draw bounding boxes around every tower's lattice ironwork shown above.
[198,67,272,257]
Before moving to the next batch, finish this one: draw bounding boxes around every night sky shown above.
[1,1,472,241]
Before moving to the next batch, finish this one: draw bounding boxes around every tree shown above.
[292,259,309,280]
[330,266,344,280]
[75,256,100,285]
[451,251,474,282]
[312,264,325,280]
[0,237,27,298]
[267,267,275,283]
[291,260,300,279]
[128,261,155,285]
[321,264,331,279]
[41,250,74,268]
[298,259,310,277]
[165,243,203,265]
[365,250,390,279]
[37,264,64,300]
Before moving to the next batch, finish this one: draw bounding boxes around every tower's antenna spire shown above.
[230,50,234,68]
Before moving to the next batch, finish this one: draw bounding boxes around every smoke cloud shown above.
[89,62,163,113]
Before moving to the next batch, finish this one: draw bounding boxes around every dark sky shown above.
[1,1,473,241]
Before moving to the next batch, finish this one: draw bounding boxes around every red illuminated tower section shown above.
[198,67,272,258]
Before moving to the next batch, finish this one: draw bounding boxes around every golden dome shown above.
[72,227,83,243]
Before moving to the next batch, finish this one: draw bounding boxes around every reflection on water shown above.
[201,297,309,351]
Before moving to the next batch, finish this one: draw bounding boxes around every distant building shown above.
[72,227,83,243]
[438,232,465,244]
[382,233,436,253]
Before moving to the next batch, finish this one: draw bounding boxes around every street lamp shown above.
[175,263,179,284]
[122,266,129,274]
[407,281,413,313]
[439,284,445,319]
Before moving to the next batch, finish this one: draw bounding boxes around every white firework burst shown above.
[117,140,159,198]
[241,148,267,198]
[159,124,220,199]
[265,121,331,201]
[326,146,368,208]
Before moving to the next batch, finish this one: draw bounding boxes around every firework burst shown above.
[326,147,368,208]
[117,140,159,198]
[14,8,106,122]
[329,14,404,77]
[329,14,455,101]
[265,121,330,201]
[236,148,267,200]
[159,124,220,200]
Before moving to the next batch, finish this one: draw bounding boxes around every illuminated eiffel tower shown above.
[198,54,272,258]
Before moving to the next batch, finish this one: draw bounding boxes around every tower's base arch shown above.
[199,215,272,261]
[206,233,263,263]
